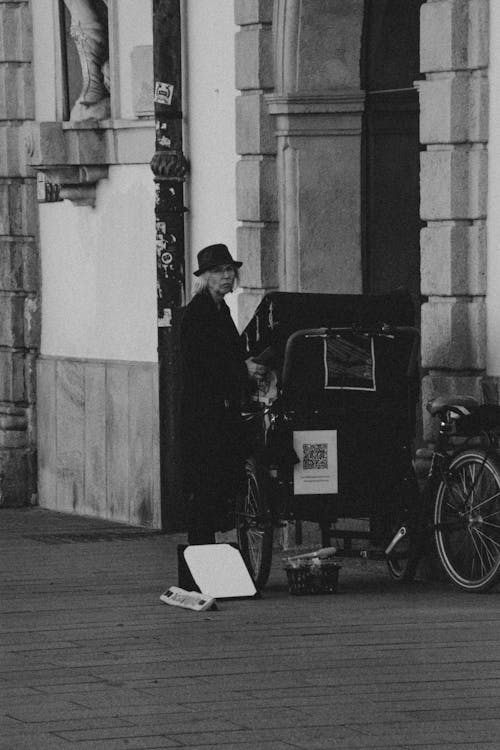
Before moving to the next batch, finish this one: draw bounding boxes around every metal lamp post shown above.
[151,0,188,530]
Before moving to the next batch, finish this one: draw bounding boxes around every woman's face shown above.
[206,264,236,298]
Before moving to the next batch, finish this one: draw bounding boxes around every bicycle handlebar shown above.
[281,325,420,389]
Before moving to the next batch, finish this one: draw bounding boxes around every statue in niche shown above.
[62,0,111,121]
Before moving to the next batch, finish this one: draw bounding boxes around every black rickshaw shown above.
[235,291,500,594]
[235,291,421,590]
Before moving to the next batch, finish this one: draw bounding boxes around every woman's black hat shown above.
[193,244,242,276]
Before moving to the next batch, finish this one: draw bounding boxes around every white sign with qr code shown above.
[293,430,338,495]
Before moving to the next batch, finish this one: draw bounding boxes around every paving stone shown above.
[53,739,180,750]
[2,507,500,748]
[0,735,72,750]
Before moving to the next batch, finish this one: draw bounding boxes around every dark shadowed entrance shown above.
[362,0,424,308]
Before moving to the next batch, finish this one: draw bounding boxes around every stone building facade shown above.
[233,0,493,451]
[0,0,38,507]
[0,0,497,528]
[419,0,489,440]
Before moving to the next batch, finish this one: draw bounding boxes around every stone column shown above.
[486,1,500,385]
[419,0,489,438]
[266,0,364,296]
[0,0,39,505]
[234,0,278,327]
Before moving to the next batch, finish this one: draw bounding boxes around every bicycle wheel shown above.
[434,450,500,592]
[235,457,274,590]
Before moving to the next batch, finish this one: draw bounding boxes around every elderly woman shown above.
[180,244,266,544]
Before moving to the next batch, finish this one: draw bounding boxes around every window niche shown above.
[27,0,154,207]
[59,0,111,121]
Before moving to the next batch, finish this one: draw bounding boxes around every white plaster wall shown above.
[183,0,239,320]
[39,165,157,362]
[487,2,500,375]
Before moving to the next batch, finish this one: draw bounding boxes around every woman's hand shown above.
[245,357,267,380]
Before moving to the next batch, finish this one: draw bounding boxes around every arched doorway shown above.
[267,1,423,305]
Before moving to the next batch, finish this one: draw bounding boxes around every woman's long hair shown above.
[192,268,240,297]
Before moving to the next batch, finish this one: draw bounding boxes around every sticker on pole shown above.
[154,81,174,106]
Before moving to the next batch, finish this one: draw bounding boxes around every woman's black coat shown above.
[180,290,249,499]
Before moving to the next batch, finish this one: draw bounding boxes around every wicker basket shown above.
[284,559,341,595]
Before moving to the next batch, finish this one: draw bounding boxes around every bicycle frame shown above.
[425,411,499,519]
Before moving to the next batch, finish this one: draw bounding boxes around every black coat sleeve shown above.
[181,295,248,405]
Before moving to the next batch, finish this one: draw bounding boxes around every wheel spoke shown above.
[474,525,500,551]
[472,527,498,568]
[481,519,500,529]
[236,460,273,589]
[444,480,467,510]
[470,490,500,513]
[445,532,468,565]
[468,527,489,578]
[464,463,476,505]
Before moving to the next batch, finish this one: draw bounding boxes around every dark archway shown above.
[361,0,424,309]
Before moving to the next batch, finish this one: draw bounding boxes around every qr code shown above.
[303,443,328,470]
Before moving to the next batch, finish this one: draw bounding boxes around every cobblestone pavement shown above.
[2,507,500,750]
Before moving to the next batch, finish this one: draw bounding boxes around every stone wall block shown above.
[237,222,279,288]
[25,404,36,448]
[469,144,488,217]
[236,93,276,155]
[0,350,24,401]
[0,182,9,233]
[482,376,500,405]
[0,406,27,452]
[421,297,486,370]
[0,351,12,400]
[421,147,487,220]
[0,239,38,291]
[0,428,27,449]
[0,238,23,289]
[421,221,486,296]
[236,155,278,222]
[0,180,36,236]
[25,122,67,167]
[0,2,32,62]
[23,240,38,291]
[235,0,274,25]
[0,292,24,347]
[18,239,38,291]
[66,128,108,165]
[0,447,34,507]
[420,149,461,219]
[419,72,487,144]
[23,295,39,349]
[421,373,484,441]
[421,0,468,73]
[469,72,489,142]
[12,349,26,401]
[468,0,489,70]
[0,293,14,345]
[24,351,37,405]
[0,63,34,120]
[10,180,36,236]
[419,75,466,144]
[235,26,274,91]
[0,124,23,177]
[421,0,488,74]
